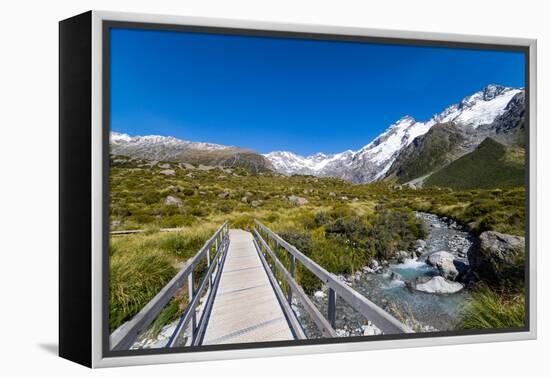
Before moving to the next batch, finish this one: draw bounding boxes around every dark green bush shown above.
[278,230,313,256]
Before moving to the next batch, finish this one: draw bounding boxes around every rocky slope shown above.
[386,90,525,185]
[110,132,275,174]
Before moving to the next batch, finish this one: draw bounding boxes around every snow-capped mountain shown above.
[265,150,354,176]
[264,84,523,183]
[111,132,229,156]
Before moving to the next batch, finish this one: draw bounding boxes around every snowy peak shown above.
[110,131,229,151]
[264,150,354,175]
[436,85,521,129]
[110,131,133,143]
[482,84,508,101]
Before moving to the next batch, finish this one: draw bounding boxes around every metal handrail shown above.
[167,232,230,347]
[110,222,229,351]
[253,231,336,338]
[254,220,413,335]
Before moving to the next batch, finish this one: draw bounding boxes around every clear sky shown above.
[110,28,525,156]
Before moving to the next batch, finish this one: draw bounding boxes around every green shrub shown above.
[314,211,329,226]
[142,191,162,205]
[365,209,427,260]
[278,230,313,257]
[327,204,355,220]
[231,214,255,230]
[217,204,233,214]
[325,216,368,249]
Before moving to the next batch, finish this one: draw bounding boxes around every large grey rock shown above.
[179,162,195,170]
[218,191,230,199]
[288,195,309,206]
[412,239,427,253]
[369,259,380,271]
[408,276,464,294]
[469,231,525,283]
[396,250,411,263]
[164,195,182,207]
[427,251,459,280]
[159,169,176,176]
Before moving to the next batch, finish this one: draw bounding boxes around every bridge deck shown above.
[202,229,294,345]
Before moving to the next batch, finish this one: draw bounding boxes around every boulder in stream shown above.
[396,250,411,263]
[412,239,427,253]
[408,276,464,294]
[427,251,459,280]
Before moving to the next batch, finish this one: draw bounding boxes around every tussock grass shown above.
[109,226,216,331]
[458,284,525,330]
[110,248,176,332]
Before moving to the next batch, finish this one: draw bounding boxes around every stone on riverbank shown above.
[468,231,525,284]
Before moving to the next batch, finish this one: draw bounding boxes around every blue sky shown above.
[110,28,525,156]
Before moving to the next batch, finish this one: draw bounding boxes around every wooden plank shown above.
[202,230,294,345]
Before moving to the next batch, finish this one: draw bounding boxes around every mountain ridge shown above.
[110,132,275,174]
[264,84,523,183]
[109,84,525,183]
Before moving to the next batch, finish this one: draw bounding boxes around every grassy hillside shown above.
[425,138,525,190]
[386,122,466,184]
[175,148,274,174]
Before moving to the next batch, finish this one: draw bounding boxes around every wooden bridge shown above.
[110,221,412,350]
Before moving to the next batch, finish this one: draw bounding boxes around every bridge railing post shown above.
[188,271,196,342]
[288,255,295,304]
[207,244,212,288]
[328,288,337,329]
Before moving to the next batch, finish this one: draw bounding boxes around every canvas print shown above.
[107,27,527,352]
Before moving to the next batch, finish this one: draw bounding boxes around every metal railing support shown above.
[288,254,295,304]
[327,288,337,329]
[187,272,196,342]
